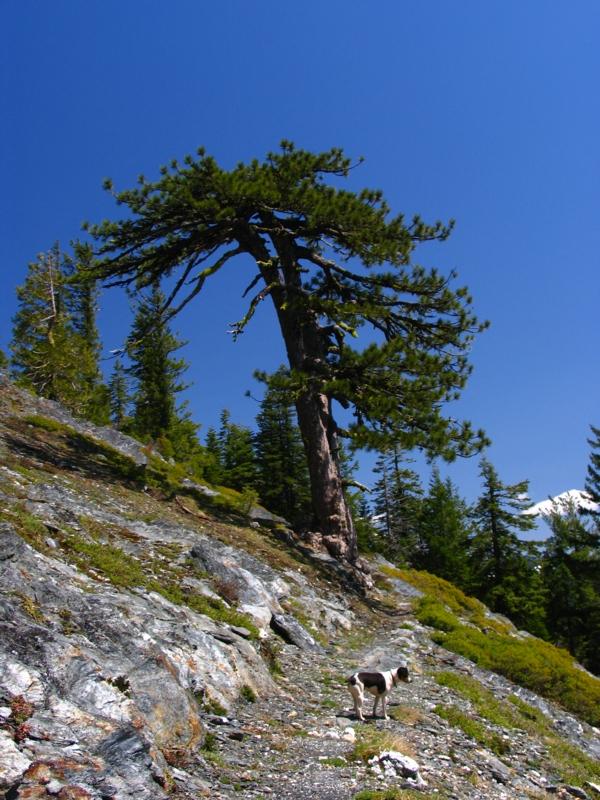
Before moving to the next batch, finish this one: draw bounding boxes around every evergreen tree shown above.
[371,447,422,563]
[10,244,94,413]
[204,426,224,485]
[414,468,470,586]
[67,243,111,423]
[0,349,8,370]
[126,283,199,459]
[217,409,258,492]
[108,357,130,429]
[584,425,600,516]
[469,459,544,630]
[85,143,488,562]
[254,368,311,528]
[543,508,600,673]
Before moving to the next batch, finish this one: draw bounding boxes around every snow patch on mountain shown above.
[523,489,599,517]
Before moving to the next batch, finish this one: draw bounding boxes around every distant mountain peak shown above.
[523,489,599,517]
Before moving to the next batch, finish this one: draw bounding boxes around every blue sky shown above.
[1,1,598,517]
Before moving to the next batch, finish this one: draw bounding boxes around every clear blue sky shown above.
[1,1,598,516]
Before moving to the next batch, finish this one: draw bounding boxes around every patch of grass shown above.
[383,567,481,616]
[65,534,147,588]
[388,704,425,726]
[0,504,52,551]
[16,592,46,624]
[259,638,283,676]
[23,414,65,432]
[354,790,430,800]
[58,607,79,635]
[351,728,414,763]
[546,737,600,785]
[153,583,259,639]
[434,671,519,729]
[240,685,257,703]
[321,756,347,767]
[434,704,510,755]
[431,624,600,727]
[203,696,227,716]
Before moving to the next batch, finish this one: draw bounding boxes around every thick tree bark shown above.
[294,391,357,561]
[242,226,358,561]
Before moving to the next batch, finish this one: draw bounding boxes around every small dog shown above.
[347,665,411,721]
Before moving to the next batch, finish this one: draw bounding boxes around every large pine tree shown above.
[84,143,488,562]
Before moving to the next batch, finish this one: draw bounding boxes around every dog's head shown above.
[394,665,411,684]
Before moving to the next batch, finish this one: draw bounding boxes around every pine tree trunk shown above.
[295,390,357,561]
[249,232,358,561]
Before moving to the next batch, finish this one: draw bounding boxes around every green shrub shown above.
[432,625,600,727]
[414,596,460,632]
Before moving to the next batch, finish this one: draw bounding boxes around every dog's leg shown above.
[382,693,388,720]
[372,694,379,719]
[349,683,365,721]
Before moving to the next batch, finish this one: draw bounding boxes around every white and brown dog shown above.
[347,665,411,721]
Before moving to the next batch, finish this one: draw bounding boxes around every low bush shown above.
[432,625,600,727]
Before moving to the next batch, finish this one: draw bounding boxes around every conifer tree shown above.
[543,508,600,672]
[584,425,600,517]
[67,243,111,423]
[254,368,311,527]
[0,349,7,370]
[414,468,470,586]
[108,357,130,429]
[85,143,488,562]
[469,459,544,630]
[10,244,92,413]
[217,409,258,492]
[371,447,422,563]
[204,427,224,485]
[126,283,198,459]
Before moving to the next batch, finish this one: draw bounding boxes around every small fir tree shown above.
[126,283,199,459]
[254,368,311,528]
[217,409,258,492]
[584,425,600,517]
[413,468,471,586]
[371,447,422,563]
[204,426,224,485]
[469,459,540,621]
[108,357,130,429]
[67,243,111,423]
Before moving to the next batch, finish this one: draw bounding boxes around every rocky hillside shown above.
[1,375,600,800]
